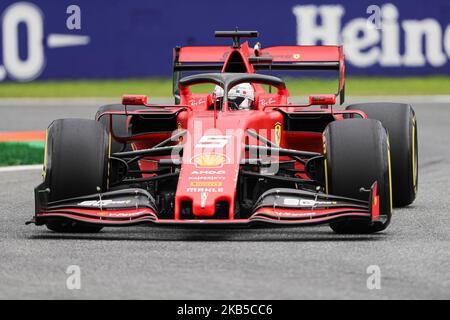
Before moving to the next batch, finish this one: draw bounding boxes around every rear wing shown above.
[256,46,344,71]
[253,46,345,104]
[172,30,346,104]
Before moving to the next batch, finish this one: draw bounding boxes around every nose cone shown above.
[174,118,245,219]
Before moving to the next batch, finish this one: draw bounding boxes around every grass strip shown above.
[0,76,449,97]
[0,142,44,166]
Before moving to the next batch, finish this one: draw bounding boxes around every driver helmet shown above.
[213,83,255,110]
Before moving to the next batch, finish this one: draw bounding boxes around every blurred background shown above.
[0,0,449,165]
[2,1,450,301]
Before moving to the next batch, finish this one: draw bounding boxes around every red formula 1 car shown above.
[30,30,418,234]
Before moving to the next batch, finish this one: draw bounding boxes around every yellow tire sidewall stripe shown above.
[387,134,393,211]
[412,116,417,194]
[42,129,48,180]
[322,132,329,194]
[106,131,112,190]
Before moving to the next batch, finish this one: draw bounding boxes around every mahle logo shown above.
[292,3,450,68]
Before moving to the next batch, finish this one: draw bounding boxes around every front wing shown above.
[29,182,384,228]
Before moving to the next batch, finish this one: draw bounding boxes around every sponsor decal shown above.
[190,181,223,187]
[189,176,225,181]
[189,98,205,106]
[191,170,226,175]
[104,211,146,217]
[259,97,276,107]
[273,211,316,218]
[189,169,227,182]
[78,200,131,207]
[292,53,301,59]
[274,122,282,146]
[191,153,228,168]
[282,198,336,207]
[95,210,149,218]
[186,187,224,193]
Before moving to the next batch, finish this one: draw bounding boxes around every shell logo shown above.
[293,53,301,60]
[191,153,228,168]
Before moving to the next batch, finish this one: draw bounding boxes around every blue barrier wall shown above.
[0,0,449,81]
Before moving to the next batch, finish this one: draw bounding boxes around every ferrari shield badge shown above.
[274,122,282,146]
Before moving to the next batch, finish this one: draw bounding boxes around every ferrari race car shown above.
[29,30,418,234]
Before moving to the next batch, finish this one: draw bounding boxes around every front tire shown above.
[324,119,392,234]
[43,119,110,233]
[346,103,417,207]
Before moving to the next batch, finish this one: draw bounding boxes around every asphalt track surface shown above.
[1,98,449,299]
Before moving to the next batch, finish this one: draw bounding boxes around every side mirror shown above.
[309,94,336,106]
[122,95,147,105]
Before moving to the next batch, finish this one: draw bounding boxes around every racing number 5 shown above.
[195,135,232,148]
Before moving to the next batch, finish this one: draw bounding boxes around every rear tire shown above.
[44,119,110,233]
[324,119,392,234]
[346,103,417,207]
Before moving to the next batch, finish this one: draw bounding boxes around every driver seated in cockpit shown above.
[209,83,255,110]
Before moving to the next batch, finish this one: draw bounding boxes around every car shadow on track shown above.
[29,226,387,242]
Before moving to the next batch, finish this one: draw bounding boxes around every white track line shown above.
[0,164,42,173]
